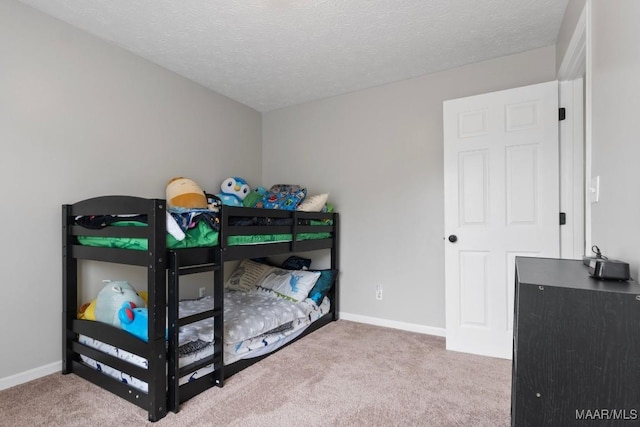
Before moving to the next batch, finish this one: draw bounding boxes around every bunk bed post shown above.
[167,251,180,412]
[331,213,340,321]
[146,199,168,422]
[291,211,298,253]
[214,204,226,386]
[219,204,228,251]
[213,248,225,387]
[62,204,77,374]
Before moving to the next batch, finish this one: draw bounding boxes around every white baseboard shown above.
[339,312,446,337]
[0,361,61,391]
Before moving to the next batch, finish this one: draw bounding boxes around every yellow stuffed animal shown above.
[78,299,97,320]
[166,177,207,210]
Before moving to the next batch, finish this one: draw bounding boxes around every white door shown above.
[443,81,559,359]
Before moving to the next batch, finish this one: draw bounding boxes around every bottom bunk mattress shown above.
[78,291,330,392]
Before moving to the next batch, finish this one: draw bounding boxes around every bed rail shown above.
[219,205,337,260]
[62,196,167,421]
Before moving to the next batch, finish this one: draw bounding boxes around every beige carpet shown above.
[0,321,511,427]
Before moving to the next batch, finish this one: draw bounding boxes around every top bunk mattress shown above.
[77,217,331,251]
[76,220,331,250]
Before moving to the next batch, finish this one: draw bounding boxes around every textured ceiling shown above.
[18,0,569,112]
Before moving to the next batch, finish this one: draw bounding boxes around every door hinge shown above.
[559,107,566,121]
[559,212,566,225]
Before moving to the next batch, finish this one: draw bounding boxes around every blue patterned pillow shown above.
[256,184,307,210]
[307,269,337,305]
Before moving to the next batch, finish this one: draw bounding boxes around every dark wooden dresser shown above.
[512,257,640,426]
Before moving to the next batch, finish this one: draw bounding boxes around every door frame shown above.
[559,79,584,259]
[558,1,589,258]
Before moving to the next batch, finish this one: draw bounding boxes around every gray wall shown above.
[8,0,608,385]
[0,0,261,380]
[262,46,557,329]
[590,1,640,279]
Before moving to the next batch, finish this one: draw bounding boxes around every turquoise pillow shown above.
[307,269,337,305]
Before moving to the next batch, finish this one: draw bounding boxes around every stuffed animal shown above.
[78,299,97,320]
[94,281,146,328]
[166,177,208,210]
[243,186,267,208]
[78,290,147,321]
[118,302,149,342]
[216,177,250,206]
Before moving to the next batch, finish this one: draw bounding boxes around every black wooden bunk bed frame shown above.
[62,195,339,421]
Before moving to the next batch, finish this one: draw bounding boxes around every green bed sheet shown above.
[76,220,331,250]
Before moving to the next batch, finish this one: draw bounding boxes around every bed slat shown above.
[178,354,221,378]
[71,341,149,381]
[71,245,149,266]
[73,319,149,357]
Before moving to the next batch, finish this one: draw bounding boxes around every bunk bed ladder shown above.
[167,249,224,413]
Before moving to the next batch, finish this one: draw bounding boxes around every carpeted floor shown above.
[0,320,512,426]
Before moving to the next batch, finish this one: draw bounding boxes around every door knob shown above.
[448,235,458,243]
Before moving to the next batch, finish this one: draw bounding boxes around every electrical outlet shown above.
[589,176,600,203]
[376,284,383,301]
[199,287,206,298]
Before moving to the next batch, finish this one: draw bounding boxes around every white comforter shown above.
[178,290,315,347]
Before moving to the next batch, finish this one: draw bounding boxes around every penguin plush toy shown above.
[216,177,251,206]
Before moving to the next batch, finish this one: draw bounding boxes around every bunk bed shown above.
[62,195,339,422]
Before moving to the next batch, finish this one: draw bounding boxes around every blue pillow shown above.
[256,185,307,210]
[307,269,337,305]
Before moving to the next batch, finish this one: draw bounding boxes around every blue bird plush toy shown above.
[118,302,149,342]
[217,177,250,206]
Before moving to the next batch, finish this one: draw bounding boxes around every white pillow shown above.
[258,268,321,302]
[297,193,329,212]
[225,259,276,292]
